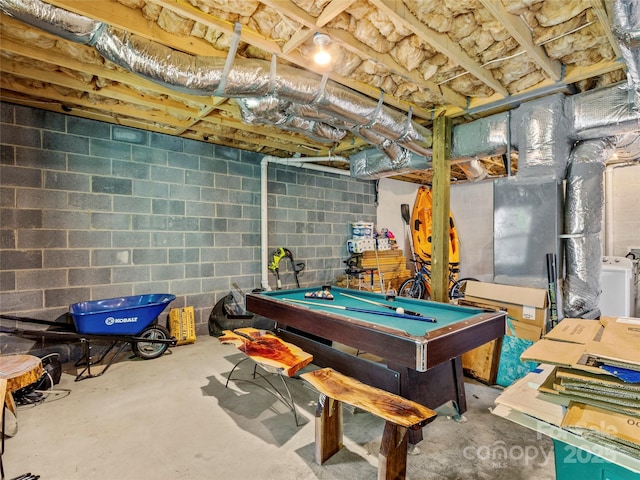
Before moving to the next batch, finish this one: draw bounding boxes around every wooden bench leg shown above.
[378,421,409,480]
[315,394,343,464]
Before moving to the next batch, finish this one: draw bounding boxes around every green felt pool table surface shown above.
[262,286,484,337]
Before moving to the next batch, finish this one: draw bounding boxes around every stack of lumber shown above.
[336,249,413,293]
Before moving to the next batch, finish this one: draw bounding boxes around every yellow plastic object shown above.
[411,185,460,264]
[169,306,196,345]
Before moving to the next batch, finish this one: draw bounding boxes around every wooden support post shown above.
[431,116,452,303]
[315,395,343,464]
[378,421,409,480]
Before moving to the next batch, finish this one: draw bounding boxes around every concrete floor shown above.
[3,336,556,480]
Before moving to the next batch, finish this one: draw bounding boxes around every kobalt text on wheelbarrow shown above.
[0,294,177,381]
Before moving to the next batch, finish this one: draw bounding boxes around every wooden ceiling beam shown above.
[150,0,453,118]
[153,0,282,54]
[315,0,356,27]
[0,20,217,109]
[479,0,562,80]
[259,0,463,109]
[44,0,226,57]
[0,75,198,128]
[589,0,623,59]
[1,58,200,122]
[372,0,509,97]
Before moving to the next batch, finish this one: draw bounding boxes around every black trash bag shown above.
[208,291,275,337]
[208,291,253,337]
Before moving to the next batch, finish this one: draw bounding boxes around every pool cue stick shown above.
[284,298,436,323]
[338,292,423,317]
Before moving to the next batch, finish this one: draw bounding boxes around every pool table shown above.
[246,286,506,443]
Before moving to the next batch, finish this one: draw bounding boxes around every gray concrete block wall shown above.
[0,103,376,358]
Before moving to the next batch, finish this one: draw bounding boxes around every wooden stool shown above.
[301,367,437,480]
[0,355,44,435]
[218,328,313,426]
[1,355,44,479]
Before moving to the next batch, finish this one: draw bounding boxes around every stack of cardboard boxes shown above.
[493,316,640,479]
[460,281,548,385]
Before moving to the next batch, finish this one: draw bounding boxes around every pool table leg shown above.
[390,357,467,445]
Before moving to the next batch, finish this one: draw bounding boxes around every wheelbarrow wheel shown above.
[132,324,171,360]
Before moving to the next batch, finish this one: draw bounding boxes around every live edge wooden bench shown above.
[218,328,313,426]
[301,367,437,480]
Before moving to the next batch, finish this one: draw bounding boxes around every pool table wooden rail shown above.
[246,291,505,372]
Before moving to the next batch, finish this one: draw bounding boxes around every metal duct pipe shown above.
[562,138,615,319]
[349,148,430,179]
[0,0,432,165]
[611,0,640,102]
[569,82,640,139]
[0,0,103,44]
[511,93,572,180]
[612,131,640,160]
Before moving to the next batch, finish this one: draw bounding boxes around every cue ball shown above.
[396,307,405,314]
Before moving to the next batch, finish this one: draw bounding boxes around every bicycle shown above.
[398,257,479,301]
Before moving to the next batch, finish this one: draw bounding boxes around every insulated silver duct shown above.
[0,0,432,165]
[611,0,640,104]
[451,112,509,160]
[511,93,572,180]
[0,0,103,44]
[569,82,640,139]
[612,131,640,160]
[562,138,615,319]
[349,148,430,179]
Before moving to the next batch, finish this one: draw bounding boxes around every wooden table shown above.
[1,354,44,478]
[0,355,44,436]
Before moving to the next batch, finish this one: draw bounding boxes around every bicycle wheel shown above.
[449,277,479,300]
[398,277,427,299]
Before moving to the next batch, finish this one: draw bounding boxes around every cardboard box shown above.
[562,401,640,450]
[521,317,640,375]
[464,281,548,335]
[461,338,501,384]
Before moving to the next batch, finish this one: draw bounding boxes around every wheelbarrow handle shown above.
[0,314,75,330]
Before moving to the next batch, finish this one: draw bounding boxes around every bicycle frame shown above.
[399,257,474,301]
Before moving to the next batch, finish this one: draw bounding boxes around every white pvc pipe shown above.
[260,155,349,290]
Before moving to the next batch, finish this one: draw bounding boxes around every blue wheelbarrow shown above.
[1,294,177,380]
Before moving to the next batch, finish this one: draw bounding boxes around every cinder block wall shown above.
[0,103,376,357]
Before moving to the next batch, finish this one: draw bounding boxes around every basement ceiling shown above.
[0,0,628,183]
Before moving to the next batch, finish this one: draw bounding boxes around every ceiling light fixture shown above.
[313,32,332,66]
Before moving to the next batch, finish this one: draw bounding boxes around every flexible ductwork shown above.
[511,94,573,180]
[611,0,640,105]
[349,148,430,179]
[612,131,640,160]
[568,83,640,140]
[0,0,432,164]
[562,138,615,319]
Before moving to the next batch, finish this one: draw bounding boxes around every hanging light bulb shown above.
[313,32,332,66]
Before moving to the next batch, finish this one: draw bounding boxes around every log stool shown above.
[218,328,313,426]
[1,355,44,479]
[301,367,437,480]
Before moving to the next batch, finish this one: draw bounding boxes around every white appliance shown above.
[599,256,634,317]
